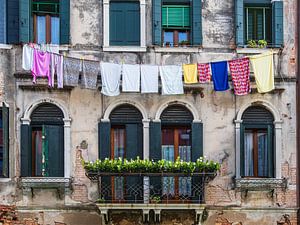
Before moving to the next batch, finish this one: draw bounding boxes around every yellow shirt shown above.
[183,64,198,84]
[249,51,274,93]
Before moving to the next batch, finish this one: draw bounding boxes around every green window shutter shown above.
[0,0,5,43]
[60,0,70,44]
[7,0,19,44]
[125,124,143,160]
[98,121,111,160]
[235,0,244,46]
[110,2,140,46]
[44,125,64,177]
[191,122,203,161]
[240,124,245,177]
[267,124,274,178]
[2,104,9,177]
[21,124,31,177]
[192,0,202,45]
[149,121,161,161]
[272,1,283,47]
[19,0,30,43]
[162,6,190,28]
[152,0,162,45]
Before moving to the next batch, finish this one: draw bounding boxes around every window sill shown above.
[0,44,13,49]
[235,177,287,191]
[20,177,71,188]
[154,46,201,53]
[103,46,147,52]
[236,48,280,54]
[0,178,12,182]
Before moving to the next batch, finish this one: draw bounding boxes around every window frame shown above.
[32,1,60,44]
[103,0,146,51]
[244,4,272,43]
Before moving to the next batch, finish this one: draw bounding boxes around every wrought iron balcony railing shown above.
[86,172,216,204]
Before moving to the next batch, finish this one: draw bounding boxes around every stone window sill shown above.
[103,46,147,52]
[0,44,13,49]
[20,177,71,188]
[154,47,202,53]
[236,48,280,54]
[235,177,287,191]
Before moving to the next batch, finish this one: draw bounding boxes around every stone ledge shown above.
[235,178,287,191]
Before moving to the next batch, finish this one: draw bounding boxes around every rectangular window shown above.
[32,0,60,44]
[244,129,269,177]
[162,5,190,47]
[245,5,272,43]
[109,1,140,46]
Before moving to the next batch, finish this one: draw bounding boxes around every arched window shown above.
[149,104,203,202]
[99,104,144,202]
[241,106,274,177]
[21,103,64,177]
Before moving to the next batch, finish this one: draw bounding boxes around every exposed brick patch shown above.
[71,148,89,203]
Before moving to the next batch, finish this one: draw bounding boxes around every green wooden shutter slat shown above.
[125,124,143,160]
[98,122,111,159]
[21,124,31,177]
[149,121,161,161]
[191,122,203,161]
[152,0,162,45]
[19,0,30,43]
[60,0,70,44]
[2,104,9,177]
[192,0,202,45]
[240,124,245,177]
[235,0,244,46]
[272,1,283,47]
[44,125,64,177]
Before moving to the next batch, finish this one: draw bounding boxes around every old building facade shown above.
[0,0,298,224]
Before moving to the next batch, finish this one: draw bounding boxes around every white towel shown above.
[159,65,184,95]
[122,64,140,92]
[22,44,34,71]
[100,62,122,96]
[141,65,159,93]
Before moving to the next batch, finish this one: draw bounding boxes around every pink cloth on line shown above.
[31,49,51,86]
[197,63,211,83]
[51,53,64,88]
[228,58,251,96]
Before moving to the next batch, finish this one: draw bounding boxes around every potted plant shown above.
[180,40,189,47]
[258,39,267,48]
[247,39,257,48]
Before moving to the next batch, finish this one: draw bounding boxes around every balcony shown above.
[86,171,216,224]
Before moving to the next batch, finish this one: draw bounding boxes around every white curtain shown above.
[51,17,60,44]
[244,133,254,176]
[37,16,46,44]
[162,145,175,196]
[258,132,268,177]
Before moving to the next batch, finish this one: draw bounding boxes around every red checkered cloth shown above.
[228,58,251,95]
[197,63,211,83]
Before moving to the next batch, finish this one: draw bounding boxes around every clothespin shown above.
[63,52,67,58]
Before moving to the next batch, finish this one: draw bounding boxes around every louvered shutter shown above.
[235,0,244,46]
[7,0,19,44]
[98,121,111,159]
[21,124,31,177]
[60,0,70,44]
[152,0,162,45]
[272,1,283,47]
[19,0,30,43]
[192,0,202,46]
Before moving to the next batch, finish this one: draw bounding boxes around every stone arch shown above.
[154,100,200,122]
[102,99,148,121]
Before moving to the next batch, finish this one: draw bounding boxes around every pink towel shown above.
[31,49,51,86]
[229,58,251,95]
[197,63,211,83]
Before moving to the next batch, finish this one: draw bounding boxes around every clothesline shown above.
[22,44,275,96]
